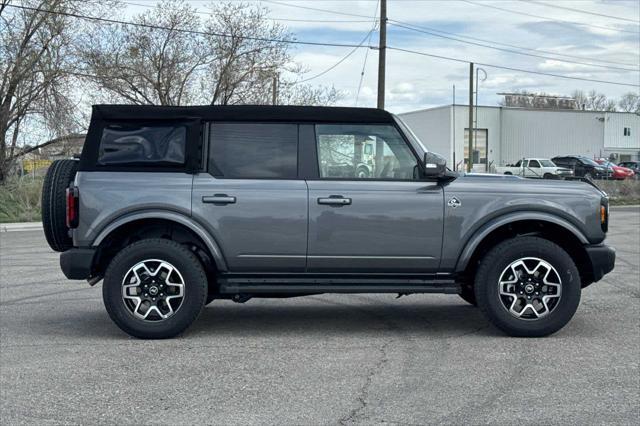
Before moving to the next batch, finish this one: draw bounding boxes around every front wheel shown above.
[103,239,208,339]
[474,237,581,337]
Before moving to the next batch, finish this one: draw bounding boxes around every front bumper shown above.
[584,244,615,284]
[60,248,96,280]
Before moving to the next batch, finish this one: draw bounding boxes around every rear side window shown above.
[208,123,298,179]
[98,123,186,166]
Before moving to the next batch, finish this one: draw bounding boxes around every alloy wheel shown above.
[121,259,185,321]
[498,257,562,320]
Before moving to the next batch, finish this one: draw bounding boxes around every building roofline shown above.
[402,104,638,116]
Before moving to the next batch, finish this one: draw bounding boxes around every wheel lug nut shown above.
[152,298,156,301]
[535,292,539,295]
[144,285,148,288]
[527,296,531,299]
[520,291,523,294]
[144,293,148,297]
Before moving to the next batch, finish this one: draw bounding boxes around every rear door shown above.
[192,122,308,272]
[304,123,443,273]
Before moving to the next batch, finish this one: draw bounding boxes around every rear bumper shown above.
[584,244,615,284]
[60,248,96,280]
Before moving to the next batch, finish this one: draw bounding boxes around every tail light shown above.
[66,186,79,228]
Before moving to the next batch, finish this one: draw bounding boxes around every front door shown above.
[192,122,307,272]
[306,124,444,273]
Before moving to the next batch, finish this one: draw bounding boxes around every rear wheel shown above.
[103,239,207,339]
[475,237,581,337]
[41,159,78,252]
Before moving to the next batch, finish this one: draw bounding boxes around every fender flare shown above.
[92,210,228,271]
[454,211,589,272]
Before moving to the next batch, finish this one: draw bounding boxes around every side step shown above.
[218,274,460,295]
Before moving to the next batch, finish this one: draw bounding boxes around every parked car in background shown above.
[551,156,611,180]
[495,158,573,179]
[595,159,635,180]
[616,161,639,180]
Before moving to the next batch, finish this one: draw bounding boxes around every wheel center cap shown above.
[524,284,535,294]
[149,286,159,296]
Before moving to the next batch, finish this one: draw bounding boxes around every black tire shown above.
[459,284,477,306]
[543,173,555,179]
[103,239,208,339]
[356,165,370,179]
[474,237,581,337]
[41,159,78,252]
[504,172,512,175]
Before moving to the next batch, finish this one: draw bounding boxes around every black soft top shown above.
[91,104,394,123]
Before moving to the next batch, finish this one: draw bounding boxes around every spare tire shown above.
[42,159,78,252]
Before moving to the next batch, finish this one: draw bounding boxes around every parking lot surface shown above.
[1,208,639,425]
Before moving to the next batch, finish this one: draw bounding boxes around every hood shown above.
[458,172,606,196]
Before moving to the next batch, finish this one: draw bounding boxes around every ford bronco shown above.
[42,105,615,339]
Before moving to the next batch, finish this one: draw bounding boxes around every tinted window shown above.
[529,160,540,168]
[99,124,186,166]
[315,124,418,180]
[209,123,298,179]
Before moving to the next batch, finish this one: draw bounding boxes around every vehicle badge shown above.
[448,197,462,208]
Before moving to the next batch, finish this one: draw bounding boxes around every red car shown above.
[595,159,635,180]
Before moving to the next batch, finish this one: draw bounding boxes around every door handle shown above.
[202,194,236,205]
[318,196,352,206]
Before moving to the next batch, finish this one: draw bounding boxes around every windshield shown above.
[540,160,555,167]
[393,115,427,154]
[580,157,600,167]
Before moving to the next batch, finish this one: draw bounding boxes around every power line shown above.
[8,3,639,89]
[355,30,375,106]
[387,18,637,68]
[356,0,381,105]
[389,21,639,72]
[262,0,375,19]
[295,29,375,83]
[388,46,640,88]
[460,0,640,35]
[122,1,372,23]
[5,3,373,50]
[521,1,640,24]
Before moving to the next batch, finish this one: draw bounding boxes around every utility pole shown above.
[468,62,474,172]
[377,0,387,110]
[272,74,278,106]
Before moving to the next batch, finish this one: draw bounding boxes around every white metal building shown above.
[399,105,640,172]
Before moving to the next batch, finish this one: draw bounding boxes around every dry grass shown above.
[0,177,44,223]
[596,179,640,205]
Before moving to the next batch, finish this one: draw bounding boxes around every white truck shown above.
[495,158,573,179]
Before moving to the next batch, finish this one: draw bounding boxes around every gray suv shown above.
[42,105,615,339]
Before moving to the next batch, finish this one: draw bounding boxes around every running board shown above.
[218,274,460,295]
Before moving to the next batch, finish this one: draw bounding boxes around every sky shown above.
[109,0,640,113]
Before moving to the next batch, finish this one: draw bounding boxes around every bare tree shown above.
[0,0,77,181]
[618,92,640,113]
[80,0,211,106]
[571,90,617,111]
[80,1,340,107]
[204,2,293,105]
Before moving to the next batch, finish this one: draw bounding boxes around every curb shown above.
[610,205,640,210]
[0,222,43,232]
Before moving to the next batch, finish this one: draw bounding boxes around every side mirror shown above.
[422,152,447,178]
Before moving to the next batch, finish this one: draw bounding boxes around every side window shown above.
[98,123,186,166]
[529,160,540,168]
[514,160,522,167]
[315,124,418,180]
[209,123,298,179]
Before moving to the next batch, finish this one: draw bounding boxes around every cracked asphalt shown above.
[1,208,639,425]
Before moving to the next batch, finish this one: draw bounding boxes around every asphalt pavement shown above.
[1,208,639,425]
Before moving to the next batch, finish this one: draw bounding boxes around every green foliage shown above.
[0,177,44,223]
